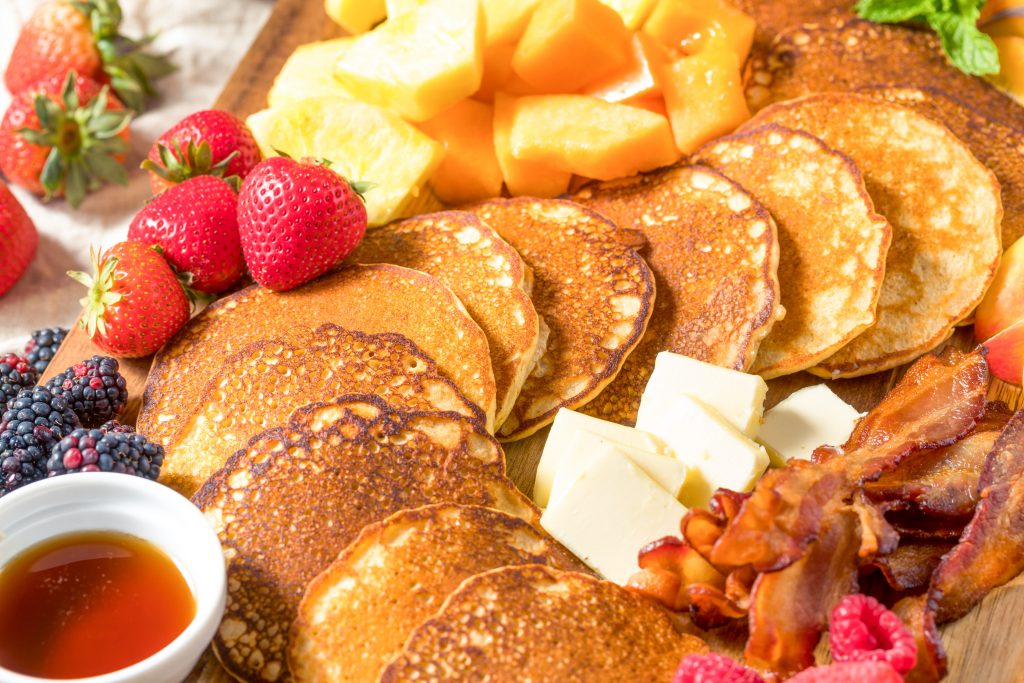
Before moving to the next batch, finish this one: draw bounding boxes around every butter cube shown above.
[758,385,862,466]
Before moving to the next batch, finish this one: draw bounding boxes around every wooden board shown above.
[36,1,1024,681]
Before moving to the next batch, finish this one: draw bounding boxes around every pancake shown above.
[857,85,1024,247]
[726,0,853,51]
[195,395,538,683]
[744,17,1024,132]
[695,125,892,378]
[350,211,539,428]
[378,564,708,682]
[466,198,655,440]
[289,504,588,683]
[572,165,781,424]
[742,93,1002,377]
[157,324,483,497]
[139,264,497,441]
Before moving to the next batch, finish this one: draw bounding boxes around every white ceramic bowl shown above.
[0,473,226,683]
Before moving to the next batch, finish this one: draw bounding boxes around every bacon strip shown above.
[892,595,947,683]
[872,540,955,592]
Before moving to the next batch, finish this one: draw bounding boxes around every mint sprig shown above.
[855,0,1000,76]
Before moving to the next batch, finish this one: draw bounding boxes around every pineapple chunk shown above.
[509,94,678,180]
[268,38,355,109]
[247,97,444,227]
[493,93,571,197]
[598,0,659,29]
[334,0,485,122]
[417,99,503,204]
[390,0,540,44]
[324,0,386,33]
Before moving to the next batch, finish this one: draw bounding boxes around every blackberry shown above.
[0,354,37,408]
[24,327,68,374]
[0,386,81,496]
[45,356,128,428]
[48,427,163,481]
[99,419,135,434]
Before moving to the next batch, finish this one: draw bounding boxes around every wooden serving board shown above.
[37,1,1024,681]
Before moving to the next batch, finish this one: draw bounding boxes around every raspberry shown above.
[787,661,904,682]
[829,594,917,674]
[672,654,765,683]
[44,355,127,428]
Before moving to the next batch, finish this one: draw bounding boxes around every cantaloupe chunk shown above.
[598,0,659,29]
[985,15,1024,39]
[628,97,668,117]
[583,32,668,103]
[991,36,1024,103]
[324,0,386,33]
[508,94,678,180]
[475,42,518,102]
[268,38,355,109]
[418,100,503,204]
[661,44,750,154]
[643,0,755,64]
[493,94,571,197]
[511,0,632,93]
[334,0,485,122]
[247,97,444,227]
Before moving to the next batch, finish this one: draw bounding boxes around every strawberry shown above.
[0,182,38,298]
[128,175,244,294]
[0,71,131,207]
[237,156,368,292]
[142,110,262,195]
[4,0,175,112]
[69,241,190,358]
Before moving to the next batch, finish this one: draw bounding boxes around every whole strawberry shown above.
[237,156,368,292]
[68,241,190,357]
[142,110,261,194]
[128,175,244,294]
[0,72,131,207]
[0,182,38,297]
[4,0,175,112]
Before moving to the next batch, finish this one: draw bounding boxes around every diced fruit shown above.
[508,94,678,180]
[661,44,750,154]
[246,97,443,227]
[334,0,485,122]
[384,0,427,16]
[584,32,669,103]
[493,94,571,197]
[984,15,1024,39]
[642,0,755,64]
[481,0,544,44]
[475,42,518,102]
[990,36,1024,103]
[980,0,1024,23]
[981,317,1024,385]
[268,38,356,108]
[417,99,503,204]
[511,0,632,92]
[628,97,668,116]
[324,0,386,33]
[976,236,1024,341]
[598,0,659,29]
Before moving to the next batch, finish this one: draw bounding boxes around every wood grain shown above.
[35,0,1024,681]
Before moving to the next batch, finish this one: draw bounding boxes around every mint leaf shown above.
[855,0,936,23]
[927,11,1001,75]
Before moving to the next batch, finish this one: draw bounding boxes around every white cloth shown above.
[0,0,273,352]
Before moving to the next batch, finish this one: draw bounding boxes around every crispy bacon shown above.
[628,537,726,611]
[893,595,947,683]
[872,540,955,592]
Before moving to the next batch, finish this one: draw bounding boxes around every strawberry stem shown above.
[68,246,122,339]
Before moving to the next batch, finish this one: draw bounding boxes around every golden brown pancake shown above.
[466,198,655,440]
[289,504,587,683]
[195,395,538,683]
[572,165,781,424]
[378,564,708,682]
[726,0,853,51]
[158,324,483,497]
[743,93,1002,377]
[139,264,497,440]
[857,85,1024,247]
[350,211,539,427]
[695,125,892,378]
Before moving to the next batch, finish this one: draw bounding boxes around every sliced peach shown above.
[661,44,750,154]
[583,32,670,103]
[417,99,503,204]
[493,93,571,197]
[642,0,755,64]
[508,94,678,180]
[511,0,632,92]
[982,317,1024,385]
[976,236,1024,341]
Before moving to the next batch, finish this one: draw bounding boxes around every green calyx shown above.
[19,71,133,207]
[67,246,122,339]
[141,140,241,192]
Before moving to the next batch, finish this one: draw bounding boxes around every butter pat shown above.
[637,351,767,437]
[637,394,769,508]
[758,385,862,466]
[540,444,687,584]
[534,408,678,506]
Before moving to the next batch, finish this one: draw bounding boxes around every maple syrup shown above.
[0,530,196,679]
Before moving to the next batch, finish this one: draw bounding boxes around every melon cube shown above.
[246,97,444,227]
[384,0,426,16]
[482,0,544,44]
[511,0,632,93]
[509,94,678,180]
[628,97,668,117]
[661,45,750,154]
[643,0,755,64]
[268,38,355,109]
[418,100,503,204]
[335,0,485,122]
[474,42,518,103]
[598,0,659,29]
[583,32,669,103]
[324,0,386,33]
[493,94,571,197]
